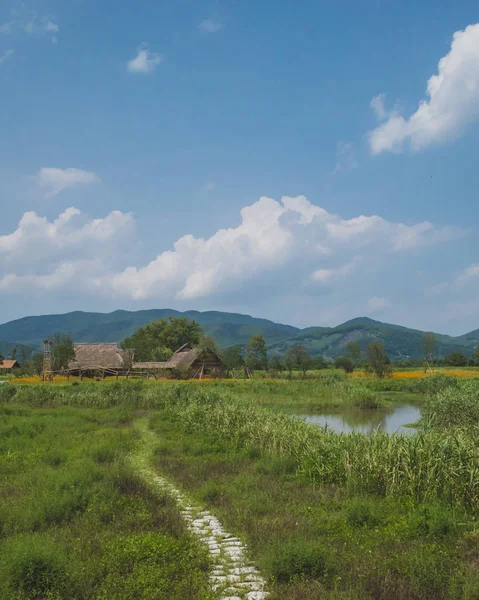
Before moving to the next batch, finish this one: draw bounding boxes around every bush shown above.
[0,534,72,598]
[346,499,382,528]
[267,540,330,582]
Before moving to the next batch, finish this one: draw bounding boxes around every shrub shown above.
[0,534,72,598]
[346,499,382,528]
[266,540,330,582]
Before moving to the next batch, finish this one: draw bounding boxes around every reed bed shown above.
[3,381,479,513]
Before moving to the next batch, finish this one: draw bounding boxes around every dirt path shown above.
[133,420,269,600]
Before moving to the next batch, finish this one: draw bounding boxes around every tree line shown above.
[3,319,479,378]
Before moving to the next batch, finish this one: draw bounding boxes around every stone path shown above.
[135,422,269,600]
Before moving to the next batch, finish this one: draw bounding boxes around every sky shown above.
[1,0,479,334]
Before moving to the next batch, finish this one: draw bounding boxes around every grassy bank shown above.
[148,407,479,599]
[0,403,212,600]
[3,379,479,598]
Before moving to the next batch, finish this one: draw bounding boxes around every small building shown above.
[133,343,225,379]
[67,343,134,379]
[0,359,20,372]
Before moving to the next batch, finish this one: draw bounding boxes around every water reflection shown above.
[302,404,420,435]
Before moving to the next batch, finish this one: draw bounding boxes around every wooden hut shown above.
[133,343,225,379]
[67,343,134,379]
[0,359,20,373]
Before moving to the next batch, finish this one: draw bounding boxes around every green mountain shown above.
[0,309,299,354]
[269,317,479,359]
[0,311,477,360]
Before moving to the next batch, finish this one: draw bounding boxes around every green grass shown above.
[3,378,479,599]
[148,408,479,599]
[0,403,212,599]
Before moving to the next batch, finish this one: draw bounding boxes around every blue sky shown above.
[1,0,479,334]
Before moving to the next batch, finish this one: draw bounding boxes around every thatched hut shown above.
[67,343,134,379]
[0,359,20,373]
[133,343,224,379]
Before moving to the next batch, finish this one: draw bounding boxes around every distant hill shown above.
[0,309,299,355]
[0,310,478,360]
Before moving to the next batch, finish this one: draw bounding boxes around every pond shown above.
[301,404,421,435]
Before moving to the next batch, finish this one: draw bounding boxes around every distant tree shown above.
[221,346,245,375]
[198,335,219,353]
[366,342,392,378]
[31,353,45,375]
[11,347,17,360]
[473,345,479,366]
[444,352,468,367]
[421,332,437,371]
[310,355,329,370]
[284,345,312,377]
[269,356,284,376]
[345,342,361,364]
[52,333,75,371]
[122,317,202,362]
[334,356,354,374]
[20,346,29,363]
[0,352,4,364]
[246,334,268,372]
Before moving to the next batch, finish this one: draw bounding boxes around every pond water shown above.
[302,404,421,435]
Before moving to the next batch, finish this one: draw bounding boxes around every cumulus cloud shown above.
[369,23,479,154]
[199,18,223,34]
[36,168,100,197]
[0,208,133,293]
[127,46,163,74]
[0,196,463,312]
[0,49,14,65]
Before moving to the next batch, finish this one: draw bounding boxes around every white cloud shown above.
[0,49,14,64]
[0,195,461,303]
[127,46,163,74]
[370,94,388,121]
[369,23,479,154]
[0,207,134,293]
[455,264,479,287]
[1,8,58,42]
[333,141,358,174]
[199,18,223,34]
[36,168,101,197]
[367,296,391,312]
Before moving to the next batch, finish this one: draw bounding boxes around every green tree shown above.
[473,345,479,366]
[444,352,468,367]
[310,355,328,370]
[52,333,75,371]
[366,342,392,378]
[0,352,4,364]
[421,332,437,371]
[122,317,202,362]
[198,334,219,353]
[284,345,312,377]
[221,346,245,374]
[334,356,354,373]
[246,334,268,372]
[345,342,361,364]
[269,355,284,376]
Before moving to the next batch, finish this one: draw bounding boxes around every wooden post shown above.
[79,369,83,381]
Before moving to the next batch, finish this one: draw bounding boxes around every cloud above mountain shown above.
[369,23,479,154]
[0,195,466,328]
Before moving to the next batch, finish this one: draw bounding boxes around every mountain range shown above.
[0,309,478,360]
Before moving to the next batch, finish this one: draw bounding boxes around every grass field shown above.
[2,376,479,599]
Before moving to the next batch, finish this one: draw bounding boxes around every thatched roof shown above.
[132,343,223,371]
[0,360,19,369]
[133,361,170,370]
[68,344,133,370]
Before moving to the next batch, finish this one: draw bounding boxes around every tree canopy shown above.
[52,333,75,371]
[245,334,267,371]
[366,341,392,378]
[221,346,245,374]
[285,345,312,375]
[122,317,202,362]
